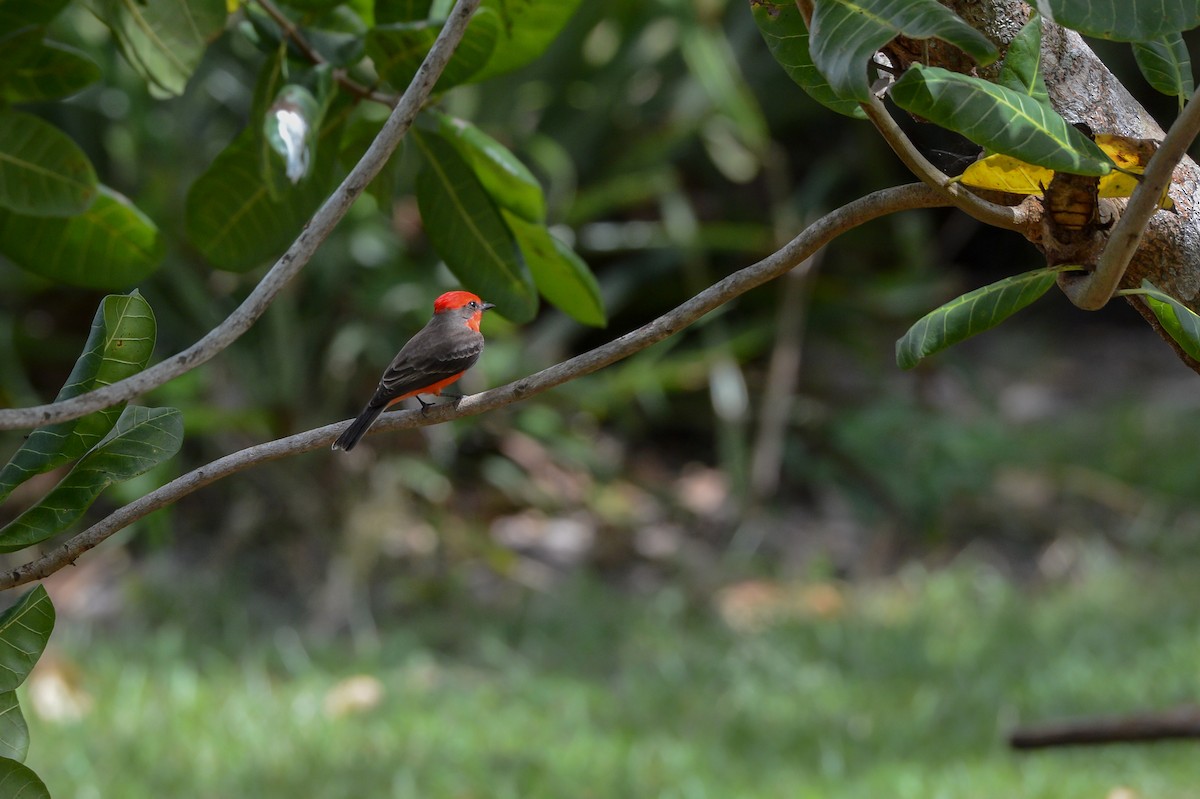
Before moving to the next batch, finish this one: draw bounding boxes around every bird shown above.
[331,290,495,452]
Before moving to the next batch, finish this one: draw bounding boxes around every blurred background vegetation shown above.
[3,0,1200,795]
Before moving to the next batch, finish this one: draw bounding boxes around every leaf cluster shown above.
[1,0,604,325]
[0,586,56,798]
[753,0,1200,366]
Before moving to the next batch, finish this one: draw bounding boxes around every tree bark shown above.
[932,1,1200,372]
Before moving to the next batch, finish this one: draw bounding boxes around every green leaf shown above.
[0,109,97,216]
[274,0,343,11]
[366,7,498,92]
[421,110,545,222]
[88,0,226,96]
[998,11,1048,103]
[750,0,867,120]
[0,186,164,288]
[0,28,56,89]
[414,130,537,322]
[502,211,605,327]
[1,40,101,101]
[0,694,28,764]
[0,292,156,505]
[0,758,49,799]
[681,19,769,153]
[469,0,583,83]
[896,266,1061,369]
[376,0,433,23]
[187,111,344,272]
[0,407,183,553]
[1133,34,1194,107]
[1137,281,1200,362]
[891,64,1112,176]
[809,0,998,103]
[0,0,69,29]
[249,44,287,134]
[339,107,400,213]
[0,586,54,691]
[1035,0,1200,41]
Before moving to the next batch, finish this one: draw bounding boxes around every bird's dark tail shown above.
[331,400,387,451]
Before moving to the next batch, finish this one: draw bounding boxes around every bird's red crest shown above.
[433,290,483,314]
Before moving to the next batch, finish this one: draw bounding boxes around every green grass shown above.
[24,556,1200,798]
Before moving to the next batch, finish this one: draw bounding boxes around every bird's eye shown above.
[468,301,478,309]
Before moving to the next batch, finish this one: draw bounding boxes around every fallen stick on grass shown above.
[1010,706,1200,749]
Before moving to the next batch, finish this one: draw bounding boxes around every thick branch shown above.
[0,183,952,591]
[0,0,481,432]
[1061,85,1200,309]
[941,0,1200,372]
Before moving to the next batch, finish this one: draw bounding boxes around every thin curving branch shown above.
[0,182,953,590]
[256,0,398,106]
[1060,85,1200,310]
[860,94,1035,234]
[0,0,482,432]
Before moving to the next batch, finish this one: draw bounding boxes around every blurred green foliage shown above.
[22,556,1200,797]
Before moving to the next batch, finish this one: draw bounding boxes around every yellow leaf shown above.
[959,134,1172,209]
[960,153,1053,194]
[1095,133,1157,171]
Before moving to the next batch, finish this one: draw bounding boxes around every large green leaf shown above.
[809,0,998,103]
[0,586,54,692]
[366,7,498,92]
[375,0,433,24]
[0,109,97,216]
[0,27,45,82]
[1,40,101,101]
[0,758,49,799]
[0,693,28,764]
[87,0,226,96]
[0,186,164,288]
[0,407,183,553]
[502,210,605,327]
[751,0,867,120]
[1133,34,1194,108]
[896,266,1061,369]
[469,0,583,82]
[0,0,69,29]
[1034,0,1200,41]
[0,292,156,505]
[1137,281,1200,362]
[186,113,344,272]
[420,110,545,222]
[997,11,1048,103]
[414,130,537,322]
[891,64,1112,176]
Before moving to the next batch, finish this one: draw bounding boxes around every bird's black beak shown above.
[482,302,496,312]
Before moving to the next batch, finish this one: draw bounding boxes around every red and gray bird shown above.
[331,290,495,452]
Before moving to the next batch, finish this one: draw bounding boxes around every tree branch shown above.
[860,94,1035,234]
[1060,86,1200,310]
[0,0,482,432]
[256,0,397,106]
[0,182,953,591]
